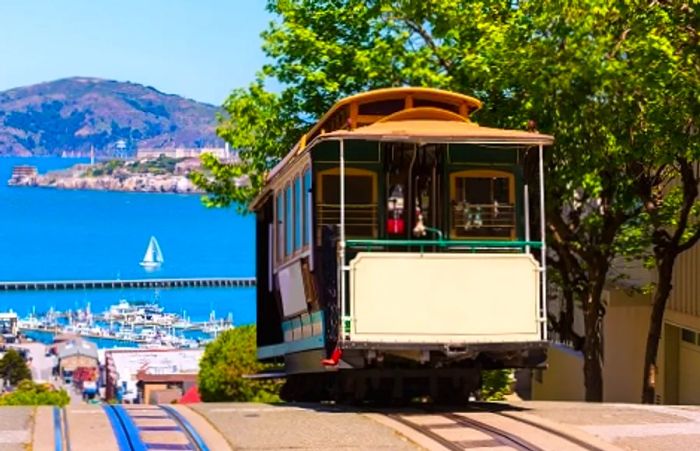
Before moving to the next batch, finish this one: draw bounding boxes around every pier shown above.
[0,277,255,291]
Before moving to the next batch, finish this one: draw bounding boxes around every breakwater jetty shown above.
[0,277,255,291]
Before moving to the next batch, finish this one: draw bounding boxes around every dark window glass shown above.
[413,99,460,113]
[452,174,514,238]
[358,99,405,116]
[295,176,303,250]
[303,169,311,246]
[318,172,376,237]
[285,185,293,256]
[276,193,284,262]
[682,328,696,344]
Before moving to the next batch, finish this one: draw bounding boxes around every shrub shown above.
[198,325,282,402]
[479,369,514,401]
[0,349,31,385]
[0,380,69,406]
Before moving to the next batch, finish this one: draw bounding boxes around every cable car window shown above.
[450,170,515,239]
[285,184,293,256]
[294,175,303,251]
[303,169,311,246]
[276,193,284,263]
[317,168,377,239]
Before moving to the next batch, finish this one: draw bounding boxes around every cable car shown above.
[251,87,553,402]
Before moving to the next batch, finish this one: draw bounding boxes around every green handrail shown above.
[345,239,542,249]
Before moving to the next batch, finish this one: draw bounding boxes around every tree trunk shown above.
[583,293,604,402]
[581,262,609,402]
[641,257,675,404]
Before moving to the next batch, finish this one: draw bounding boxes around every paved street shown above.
[18,401,700,450]
[0,407,32,451]
[189,403,419,450]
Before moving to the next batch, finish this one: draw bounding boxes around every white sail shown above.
[140,236,164,267]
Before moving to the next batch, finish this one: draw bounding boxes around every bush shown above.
[0,380,69,406]
[198,325,282,402]
[479,369,514,401]
[0,349,31,385]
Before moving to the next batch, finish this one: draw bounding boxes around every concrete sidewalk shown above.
[510,401,700,451]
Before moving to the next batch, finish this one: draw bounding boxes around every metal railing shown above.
[317,203,378,239]
[451,203,515,232]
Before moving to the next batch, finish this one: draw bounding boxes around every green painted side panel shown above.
[312,140,380,163]
[448,144,518,164]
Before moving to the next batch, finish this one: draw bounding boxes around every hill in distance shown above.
[0,77,222,156]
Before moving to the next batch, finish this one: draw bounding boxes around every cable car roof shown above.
[318,109,553,145]
[253,88,554,209]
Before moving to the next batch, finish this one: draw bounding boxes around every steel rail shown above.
[473,407,605,451]
[112,406,148,451]
[159,405,210,451]
[385,413,463,451]
[52,406,69,451]
[441,412,542,451]
[102,405,133,451]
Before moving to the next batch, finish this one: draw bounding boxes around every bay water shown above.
[0,157,256,329]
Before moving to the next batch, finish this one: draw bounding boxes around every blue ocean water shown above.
[0,157,256,324]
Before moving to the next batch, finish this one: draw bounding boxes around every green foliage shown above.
[128,155,183,175]
[0,380,69,407]
[0,349,31,386]
[480,370,513,401]
[198,325,282,402]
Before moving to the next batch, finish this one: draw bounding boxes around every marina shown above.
[14,299,235,349]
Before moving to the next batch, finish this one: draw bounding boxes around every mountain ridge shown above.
[0,77,222,156]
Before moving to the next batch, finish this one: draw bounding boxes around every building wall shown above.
[142,383,169,404]
[60,355,98,372]
[531,343,585,401]
[668,242,700,318]
[602,289,651,403]
[532,288,651,403]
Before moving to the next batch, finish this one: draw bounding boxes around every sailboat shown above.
[140,236,164,269]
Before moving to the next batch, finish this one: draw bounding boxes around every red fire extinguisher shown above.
[386,184,405,235]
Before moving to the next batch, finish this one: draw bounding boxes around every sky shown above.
[0,0,273,105]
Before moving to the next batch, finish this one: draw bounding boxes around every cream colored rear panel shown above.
[349,252,540,343]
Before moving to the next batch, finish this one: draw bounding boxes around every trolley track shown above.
[52,406,71,451]
[102,404,209,451]
[383,404,606,451]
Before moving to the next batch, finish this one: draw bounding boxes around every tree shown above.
[198,325,282,402]
[0,349,32,386]
[631,2,700,403]
[193,0,696,401]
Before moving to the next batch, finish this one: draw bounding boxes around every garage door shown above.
[679,328,700,404]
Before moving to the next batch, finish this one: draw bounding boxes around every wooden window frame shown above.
[316,167,378,241]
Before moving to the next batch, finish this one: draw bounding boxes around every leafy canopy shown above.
[0,349,31,386]
[198,325,282,402]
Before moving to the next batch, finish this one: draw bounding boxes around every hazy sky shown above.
[0,0,272,105]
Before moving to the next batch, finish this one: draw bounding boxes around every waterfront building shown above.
[8,165,38,183]
[57,338,99,384]
[0,313,19,343]
[136,145,234,161]
[104,348,203,403]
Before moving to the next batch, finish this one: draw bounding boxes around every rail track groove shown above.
[103,404,209,451]
[385,406,607,451]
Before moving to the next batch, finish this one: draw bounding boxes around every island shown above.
[8,156,208,194]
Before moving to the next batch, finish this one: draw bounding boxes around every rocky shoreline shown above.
[7,160,205,194]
